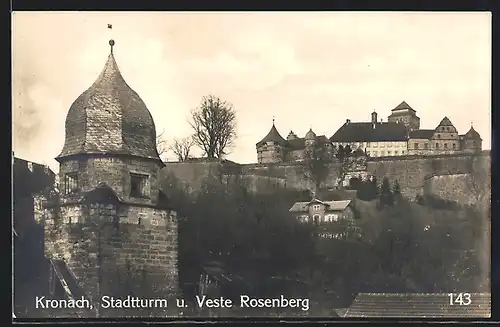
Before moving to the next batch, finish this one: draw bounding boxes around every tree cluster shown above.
[156,95,237,162]
[161,172,488,314]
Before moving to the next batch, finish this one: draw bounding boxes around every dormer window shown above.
[64,173,79,195]
[130,173,149,198]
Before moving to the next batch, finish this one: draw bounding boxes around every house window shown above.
[402,151,405,154]
[64,173,79,194]
[130,173,149,198]
[414,143,419,149]
[424,143,429,149]
[394,150,399,155]
[313,205,321,211]
[387,151,392,155]
[313,215,320,225]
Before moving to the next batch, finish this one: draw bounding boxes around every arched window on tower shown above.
[64,173,79,195]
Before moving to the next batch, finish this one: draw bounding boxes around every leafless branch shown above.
[170,136,196,162]
[189,95,237,159]
[156,129,168,161]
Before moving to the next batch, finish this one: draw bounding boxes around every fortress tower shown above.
[43,40,178,315]
[387,101,420,131]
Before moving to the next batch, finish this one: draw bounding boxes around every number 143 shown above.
[448,293,471,306]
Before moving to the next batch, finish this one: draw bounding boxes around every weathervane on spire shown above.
[272,116,275,125]
[108,24,114,54]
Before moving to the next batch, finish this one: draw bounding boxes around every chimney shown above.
[346,119,351,124]
[371,111,378,123]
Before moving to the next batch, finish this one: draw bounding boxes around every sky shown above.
[12,12,491,173]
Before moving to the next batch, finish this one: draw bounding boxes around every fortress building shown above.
[256,120,333,164]
[40,40,179,316]
[256,101,482,163]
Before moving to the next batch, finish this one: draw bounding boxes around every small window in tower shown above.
[130,173,149,198]
[444,143,448,149]
[436,143,439,149]
[437,134,441,139]
[472,141,476,146]
[414,143,419,149]
[64,173,79,195]
[452,143,456,149]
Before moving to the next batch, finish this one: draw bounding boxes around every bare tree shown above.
[190,95,237,158]
[303,146,331,193]
[156,130,168,161]
[170,136,195,162]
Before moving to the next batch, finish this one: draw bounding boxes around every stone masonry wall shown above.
[59,156,163,206]
[159,152,490,203]
[366,152,490,199]
[44,202,178,305]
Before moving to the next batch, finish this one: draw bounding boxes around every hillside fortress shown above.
[163,104,489,206]
[38,40,179,316]
[256,101,482,164]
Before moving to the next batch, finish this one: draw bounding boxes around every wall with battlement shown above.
[44,202,178,303]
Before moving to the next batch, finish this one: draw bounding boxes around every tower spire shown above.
[109,39,115,55]
[108,24,114,55]
[272,116,275,125]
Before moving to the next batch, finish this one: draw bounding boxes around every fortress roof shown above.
[338,293,491,318]
[391,101,416,112]
[330,122,408,143]
[56,40,161,163]
[437,116,454,126]
[463,126,482,140]
[287,135,330,150]
[256,123,287,147]
[409,129,434,139]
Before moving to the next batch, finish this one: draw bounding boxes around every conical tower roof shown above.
[56,40,161,163]
[256,122,287,147]
[305,128,316,140]
[463,126,482,140]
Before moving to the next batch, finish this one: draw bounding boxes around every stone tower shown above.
[387,101,420,131]
[304,128,316,148]
[44,40,178,315]
[461,124,483,153]
[256,120,288,164]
